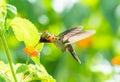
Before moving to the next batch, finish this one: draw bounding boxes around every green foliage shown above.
[10,17,44,65]
[11,17,40,47]
[0,0,6,34]
[0,0,55,82]
[0,61,56,82]
[16,64,28,74]
[0,0,120,82]
[6,4,17,19]
[5,4,17,30]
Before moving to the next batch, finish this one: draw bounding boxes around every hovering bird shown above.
[39,26,96,64]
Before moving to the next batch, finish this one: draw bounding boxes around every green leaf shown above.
[29,80,41,82]
[16,64,28,74]
[11,17,40,47]
[0,0,6,28]
[31,56,41,65]
[10,17,44,65]
[5,4,17,30]
[0,62,56,82]
[0,0,6,16]
[6,4,17,19]
[28,64,56,82]
[36,43,44,52]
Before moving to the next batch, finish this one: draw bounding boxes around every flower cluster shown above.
[111,56,120,65]
[24,46,39,57]
[76,37,93,48]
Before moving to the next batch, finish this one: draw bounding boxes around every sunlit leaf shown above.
[93,35,114,49]
[11,17,44,65]
[0,62,56,82]
[31,57,41,65]
[5,4,17,30]
[16,64,28,73]
[29,80,41,82]
[11,17,39,46]
[6,4,17,19]
[0,0,6,28]
[81,0,99,8]
[0,0,6,15]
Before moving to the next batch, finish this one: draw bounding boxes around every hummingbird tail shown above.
[66,44,81,64]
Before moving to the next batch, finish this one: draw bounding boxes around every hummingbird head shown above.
[40,30,51,42]
[40,30,57,43]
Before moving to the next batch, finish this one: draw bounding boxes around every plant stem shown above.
[0,34,18,82]
[26,56,30,65]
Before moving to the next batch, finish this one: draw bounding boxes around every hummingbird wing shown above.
[54,40,66,52]
[58,26,83,42]
[68,30,96,43]
[66,44,81,64]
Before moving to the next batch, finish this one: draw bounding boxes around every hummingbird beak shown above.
[66,44,81,64]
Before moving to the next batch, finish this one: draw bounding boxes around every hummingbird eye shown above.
[58,38,61,40]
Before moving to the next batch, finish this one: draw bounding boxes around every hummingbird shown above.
[39,26,96,64]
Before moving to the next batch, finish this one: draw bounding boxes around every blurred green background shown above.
[0,0,120,82]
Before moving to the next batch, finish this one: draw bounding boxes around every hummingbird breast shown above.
[54,39,66,52]
[45,35,58,42]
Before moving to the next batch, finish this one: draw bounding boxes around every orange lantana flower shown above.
[76,37,93,48]
[111,56,120,65]
[24,46,39,57]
